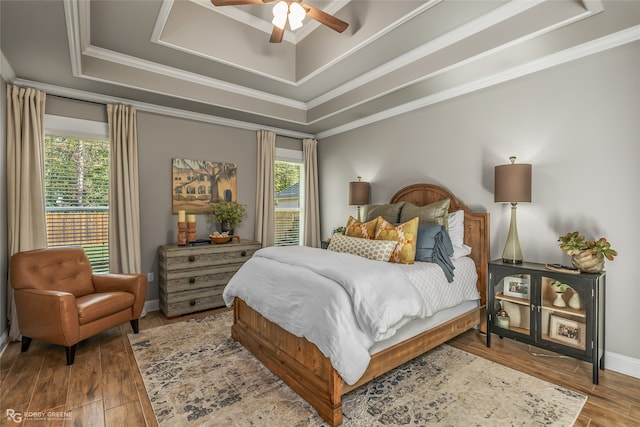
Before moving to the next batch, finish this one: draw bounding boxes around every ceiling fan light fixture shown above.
[272,1,288,30]
[288,2,305,31]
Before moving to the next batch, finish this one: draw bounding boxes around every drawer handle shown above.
[189,300,196,306]
[188,255,196,262]
[189,277,196,284]
[241,250,247,257]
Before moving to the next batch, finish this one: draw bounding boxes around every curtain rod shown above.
[50,94,106,107]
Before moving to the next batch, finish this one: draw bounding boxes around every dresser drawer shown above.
[160,265,241,293]
[159,286,226,317]
[160,244,258,271]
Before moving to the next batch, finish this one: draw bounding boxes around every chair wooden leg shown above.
[66,345,77,365]
[21,337,32,352]
[130,319,139,333]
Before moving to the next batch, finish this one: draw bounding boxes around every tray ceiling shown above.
[2,0,639,138]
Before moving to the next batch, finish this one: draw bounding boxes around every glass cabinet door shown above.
[539,275,590,354]
[492,271,533,338]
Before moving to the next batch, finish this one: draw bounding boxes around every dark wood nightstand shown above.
[487,259,605,384]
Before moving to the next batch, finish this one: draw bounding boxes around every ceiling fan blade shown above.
[270,25,285,43]
[211,0,266,6]
[302,3,349,33]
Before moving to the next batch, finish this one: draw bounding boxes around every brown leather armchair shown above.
[10,247,147,365]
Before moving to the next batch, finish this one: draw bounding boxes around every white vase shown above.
[568,292,581,310]
[552,291,566,307]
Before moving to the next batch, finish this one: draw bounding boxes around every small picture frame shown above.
[548,314,586,349]
[503,275,530,300]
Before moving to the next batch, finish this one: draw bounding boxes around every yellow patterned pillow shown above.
[375,217,419,264]
[345,216,379,239]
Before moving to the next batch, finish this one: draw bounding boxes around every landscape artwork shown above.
[172,158,237,214]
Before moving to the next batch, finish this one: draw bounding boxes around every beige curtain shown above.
[106,104,143,281]
[303,138,321,247]
[6,84,48,340]
[255,130,275,247]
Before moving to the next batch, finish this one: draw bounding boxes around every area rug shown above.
[129,312,587,426]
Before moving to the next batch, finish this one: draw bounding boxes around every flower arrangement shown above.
[558,231,617,273]
[333,226,346,235]
[558,231,618,261]
[209,201,247,229]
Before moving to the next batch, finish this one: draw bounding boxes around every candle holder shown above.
[187,219,196,243]
[177,222,187,246]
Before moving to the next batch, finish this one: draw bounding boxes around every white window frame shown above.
[275,147,305,246]
[44,114,110,271]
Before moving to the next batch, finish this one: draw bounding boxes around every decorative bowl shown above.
[211,236,232,244]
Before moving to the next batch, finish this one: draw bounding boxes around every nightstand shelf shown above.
[488,259,605,384]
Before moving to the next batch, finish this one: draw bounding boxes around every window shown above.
[274,148,304,246]
[44,115,110,273]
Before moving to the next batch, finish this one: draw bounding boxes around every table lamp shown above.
[349,176,370,221]
[494,156,531,264]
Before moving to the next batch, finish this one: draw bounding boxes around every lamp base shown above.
[501,203,524,264]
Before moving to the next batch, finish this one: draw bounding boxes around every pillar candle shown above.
[178,210,186,222]
[187,214,196,223]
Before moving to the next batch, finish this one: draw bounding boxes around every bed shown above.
[227,183,489,426]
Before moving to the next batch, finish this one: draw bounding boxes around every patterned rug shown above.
[128,312,587,426]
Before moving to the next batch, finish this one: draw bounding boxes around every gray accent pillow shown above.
[415,224,453,261]
[399,199,451,228]
[415,224,455,282]
[363,202,405,223]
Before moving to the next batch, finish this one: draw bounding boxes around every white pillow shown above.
[448,210,472,259]
[327,233,397,262]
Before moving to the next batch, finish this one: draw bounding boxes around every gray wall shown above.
[137,112,258,301]
[318,41,640,361]
[43,99,260,302]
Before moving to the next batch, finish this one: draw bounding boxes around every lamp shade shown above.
[349,180,370,206]
[494,159,532,203]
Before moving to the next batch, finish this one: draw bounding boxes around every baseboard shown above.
[606,350,640,380]
[144,299,160,314]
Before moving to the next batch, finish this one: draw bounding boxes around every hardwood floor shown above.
[1,308,638,426]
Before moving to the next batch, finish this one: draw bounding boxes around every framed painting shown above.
[503,275,530,300]
[548,314,586,350]
[172,158,237,214]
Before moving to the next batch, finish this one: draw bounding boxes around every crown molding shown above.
[83,45,306,110]
[307,0,546,111]
[14,78,313,139]
[7,23,636,142]
[52,0,635,140]
[316,24,640,139]
[149,0,438,87]
[308,0,597,125]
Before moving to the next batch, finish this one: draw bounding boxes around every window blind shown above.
[274,158,304,246]
[44,135,110,273]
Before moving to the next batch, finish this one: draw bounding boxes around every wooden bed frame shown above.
[231,184,489,426]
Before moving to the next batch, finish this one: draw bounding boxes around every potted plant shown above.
[558,231,618,273]
[210,201,247,234]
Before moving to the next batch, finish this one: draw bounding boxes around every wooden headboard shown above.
[390,183,490,306]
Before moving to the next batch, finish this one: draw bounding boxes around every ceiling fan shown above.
[210,0,349,43]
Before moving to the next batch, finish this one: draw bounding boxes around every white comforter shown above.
[223,246,478,385]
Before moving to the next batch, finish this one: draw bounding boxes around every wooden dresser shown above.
[158,240,261,317]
